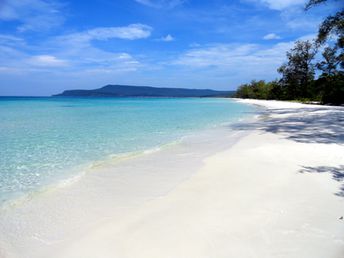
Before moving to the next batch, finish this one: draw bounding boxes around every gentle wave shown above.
[0,97,256,205]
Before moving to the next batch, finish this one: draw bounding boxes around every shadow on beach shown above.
[232,107,344,144]
[232,106,344,197]
[300,166,344,197]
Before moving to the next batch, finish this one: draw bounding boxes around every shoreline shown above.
[0,112,255,258]
[0,97,254,208]
[1,99,344,258]
[0,107,257,209]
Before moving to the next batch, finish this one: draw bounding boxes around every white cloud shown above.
[0,24,148,74]
[59,24,153,46]
[263,33,281,40]
[0,42,142,74]
[0,34,26,47]
[174,44,259,67]
[173,41,297,82]
[170,42,300,84]
[252,0,306,10]
[49,24,151,73]
[79,52,141,72]
[281,7,321,30]
[172,33,318,84]
[0,0,65,32]
[135,0,185,8]
[86,24,152,40]
[27,55,68,67]
[157,34,175,42]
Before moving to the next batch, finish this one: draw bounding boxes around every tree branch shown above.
[305,0,327,10]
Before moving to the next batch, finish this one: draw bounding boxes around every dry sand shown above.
[55,99,344,258]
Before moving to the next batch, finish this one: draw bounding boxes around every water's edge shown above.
[0,98,258,207]
[1,110,260,210]
[0,101,262,258]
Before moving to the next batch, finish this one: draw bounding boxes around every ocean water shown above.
[0,97,255,204]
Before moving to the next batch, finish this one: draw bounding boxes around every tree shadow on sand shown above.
[232,107,344,144]
[232,106,344,197]
[300,166,344,197]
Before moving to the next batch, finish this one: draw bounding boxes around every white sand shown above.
[55,99,344,258]
[1,99,344,258]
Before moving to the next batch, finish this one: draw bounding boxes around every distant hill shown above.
[53,85,234,98]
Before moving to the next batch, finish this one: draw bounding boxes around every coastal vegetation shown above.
[235,0,344,105]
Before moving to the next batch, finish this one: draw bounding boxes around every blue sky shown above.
[0,0,340,96]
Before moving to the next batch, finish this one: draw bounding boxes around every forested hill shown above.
[53,85,234,98]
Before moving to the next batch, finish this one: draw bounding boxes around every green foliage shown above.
[267,81,285,100]
[234,2,344,105]
[317,10,344,50]
[278,40,316,99]
[235,80,280,100]
[305,0,327,10]
[314,73,344,104]
[306,1,343,48]
[316,46,343,75]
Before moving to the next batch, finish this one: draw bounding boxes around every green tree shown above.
[234,1,344,104]
[235,80,275,100]
[306,0,343,68]
[312,73,344,104]
[306,0,344,104]
[316,46,343,75]
[235,84,251,99]
[278,40,316,99]
[249,80,269,99]
[267,80,285,100]
[305,0,343,44]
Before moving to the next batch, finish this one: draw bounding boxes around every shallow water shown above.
[0,97,255,203]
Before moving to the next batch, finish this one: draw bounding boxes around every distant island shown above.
[53,85,234,98]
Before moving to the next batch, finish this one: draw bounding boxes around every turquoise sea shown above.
[0,97,255,204]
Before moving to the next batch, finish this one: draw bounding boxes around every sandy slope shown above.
[54,99,344,258]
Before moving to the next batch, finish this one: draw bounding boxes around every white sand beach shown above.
[1,99,344,258]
